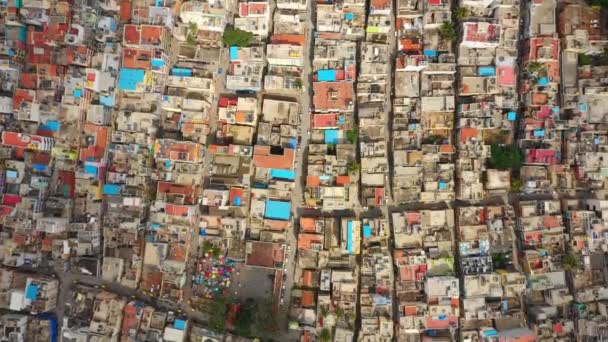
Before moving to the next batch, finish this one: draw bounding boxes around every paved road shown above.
[281,0,315,320]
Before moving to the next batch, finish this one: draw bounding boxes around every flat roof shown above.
[265,200,291,221]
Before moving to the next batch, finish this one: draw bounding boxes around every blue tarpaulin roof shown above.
[26,284,39,300]
[33,164,47,171]
[118,68,145,91]
[533,130,545,137]
[324,129,339,144]
[424,50,438,57]
[318,69,336,82]
[151,59,165,67]
[44,120,60,132]
[230,46,239,60]
[363,225,371,238]
[103,184,121,195]
[478,66,496,77]
[538,77,549,86]
[507,111,517,121]
[265,200,291,221]
[84,164,98,176]
[172,68,192,77]
[344,12,354,20]
[174,319,187,330]
[270,169,296,180]
[347,221,353,254]
[100,94,114,107]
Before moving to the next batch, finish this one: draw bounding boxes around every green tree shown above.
[348,161,360,174]
[234,301,255,337]
[208,297,230,333]
[439,22,458,41]
[490,144,522,171]
[422,134,445,145]
[527,61,543,74]
[294,78,303,89]
[346,128,359,144]
[589,0,608,8]
[327,144,336,155]
[320,328,332,342]
[335,307,344,320]
[223,28,254,47]
[510,178,522,193]
[186,22,198,45]
[453,7,469,21]
[252,299,279,338]
[563,252,580,271]
[579,53,593,66]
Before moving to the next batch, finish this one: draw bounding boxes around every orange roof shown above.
[122,48,153,69]
[301,290,315,308]
[298,233,324,250]
[336,175,350,185]
[19,73,37,89]
[302,270,313,287]
[313,82,354,111]
[300,217,317,232]
[459,127,478,143]
[312,113,338,128]
[80,124,109,162]
[252,145,295,170]
[271,34,305,45]
[439,144,455,153]
[120,0,132,22]
[306,176,321,187]
[265,219,290,231]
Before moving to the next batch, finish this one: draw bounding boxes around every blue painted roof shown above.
[265,200,291,221]
[318,69,336,82]
[151,59,165,67]
[172,68,192,77]
[103,184,121,195]
[347,221,353,254]
[270,169,296,180]
[44,120,60,132]
[230,46,239,60]
[32,164,47,171]
[424,50,438,57]
[174,319,187,330]
[363,225,371,238]
[100,94,114,107]
[84,164,98,176]
[324,129,339,144]
[25,284,39,300]
[478,66,496,77]
[118,68,145,91]
[533,130,545,137]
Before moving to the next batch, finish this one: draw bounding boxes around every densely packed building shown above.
[0,0,607,340]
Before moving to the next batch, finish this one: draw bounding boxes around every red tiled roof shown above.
[497,66,516,86]
[459,127,478,143]
[312,113,338,128]
[313,81,354,111]
[252,145,295,170]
